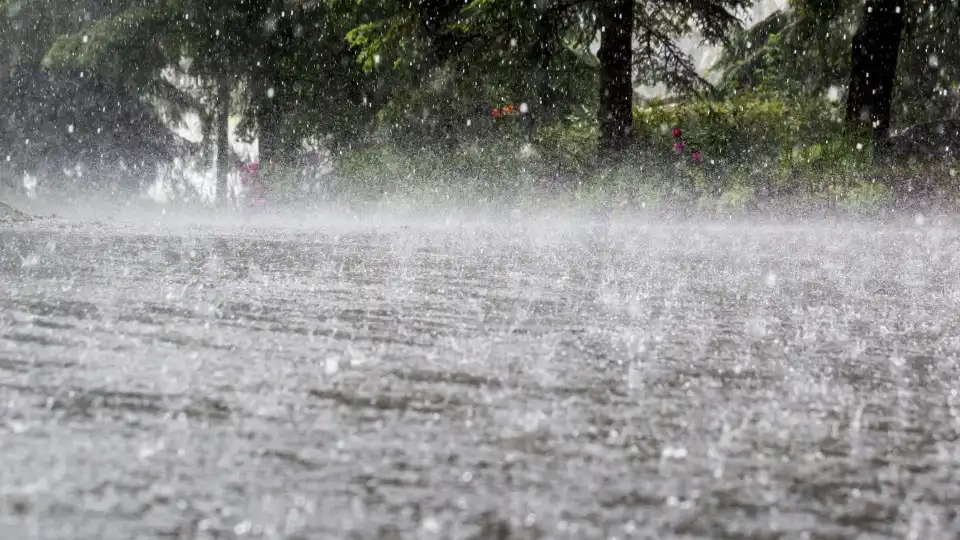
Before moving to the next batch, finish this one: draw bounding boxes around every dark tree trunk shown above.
[597,0,633,161]
[199,93,215,202]
[215,76,231,205]
[845,0,905,161]
[255,83,281,179]
[527,3,561,145]
[254,0,287,183]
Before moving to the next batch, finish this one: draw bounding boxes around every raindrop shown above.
[267,87,275,98]
[856,142,864,150]
[929,54,939,68]
[662,446,688,459]
[67,124,74,133]
[519,102,529,114]
[746,317,767,338]
[324,357,339,375]
[81,35,88,43]
[419,516,441,534]
[763,272,777,288]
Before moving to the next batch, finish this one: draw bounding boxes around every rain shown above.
[2,0,960,539]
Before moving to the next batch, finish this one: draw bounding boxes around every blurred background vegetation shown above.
[0,0,957,211]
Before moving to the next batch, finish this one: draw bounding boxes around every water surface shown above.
[2,214,959,539]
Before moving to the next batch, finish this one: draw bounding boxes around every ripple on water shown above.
[1,219,959,539]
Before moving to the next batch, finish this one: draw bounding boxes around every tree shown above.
[716,0,960,128]
[215,75,231,205]
[3,0,756,194]
[0,0,190,192]
[348,0,749,159]
[32,0,380,201]
[181,0,382,181]
[598,0,633,159]
[845,0,906,157]
[714,0,854,98]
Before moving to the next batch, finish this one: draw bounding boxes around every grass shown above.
[6,89,958,220]
[289,136,957,219]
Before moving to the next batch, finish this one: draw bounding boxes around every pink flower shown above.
[673,141,685,153]
[691,150,702,163]
[672,127,682,139]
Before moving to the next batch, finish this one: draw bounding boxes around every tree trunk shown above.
[597,0,633,161]
[200,101,214,199]
[255,0,286,184]
[845,0,905,161]
[215,76,231,206]
[528,3,560,146]
[255,93,277,174]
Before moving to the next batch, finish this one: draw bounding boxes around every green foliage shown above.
[537,108,599,171]
[42,6,170,88]
[0,0,955,209]
[346,0,754,151]
[837,178,894,212]
[634,91,872,174]
[0,0,188,187]
[716,0,960,126]
[714,5,853,99]
[335,133,552,199]
[3,0,384,188]
[715,183,756,211]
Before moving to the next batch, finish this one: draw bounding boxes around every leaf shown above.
[42,6,168,73]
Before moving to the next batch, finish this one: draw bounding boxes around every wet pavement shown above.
[1,214,959,539]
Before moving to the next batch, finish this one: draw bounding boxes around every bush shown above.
[307,90,952,215]
[837,179,894,212]
[633,91,872,174]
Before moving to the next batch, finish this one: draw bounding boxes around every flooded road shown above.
[2,214,960,539]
